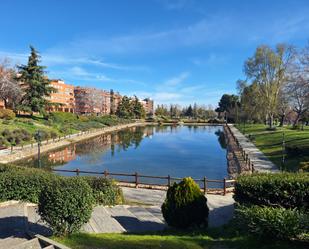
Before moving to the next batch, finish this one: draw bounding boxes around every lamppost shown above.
[281,131,285,171]
[34,130,42,168]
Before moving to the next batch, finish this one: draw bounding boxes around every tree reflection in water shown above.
[215,129,227,149]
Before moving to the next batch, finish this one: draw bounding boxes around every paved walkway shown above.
[228,124,279,172]
[122,187,235,228]
[0,188,234,241]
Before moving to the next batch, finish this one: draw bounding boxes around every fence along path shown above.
[52,168,235,195]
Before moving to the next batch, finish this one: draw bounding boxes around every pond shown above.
[16,125,228,185]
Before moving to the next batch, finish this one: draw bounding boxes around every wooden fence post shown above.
[135,172,138,188]
[223,178,226,196]
[203,177,207,194]
[167,175,171,187]
[76,168,80,176]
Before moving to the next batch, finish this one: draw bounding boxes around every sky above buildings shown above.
[1,0,309,107]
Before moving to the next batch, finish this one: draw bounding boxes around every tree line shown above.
[217,42,309,128]
[0,46,146,119]
[155,103,217,119]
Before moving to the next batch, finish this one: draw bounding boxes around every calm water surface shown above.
[17,125,227,182]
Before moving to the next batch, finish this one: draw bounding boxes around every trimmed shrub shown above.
[38,177,94,236]
[234,173,309,210]
[81,176,124,205]
[0,166,57,203]
[235,205,309,241]
[0,109,15,120]
[161,177,209,228]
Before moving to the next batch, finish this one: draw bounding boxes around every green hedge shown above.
[234,173,309,210]
[0,166,57,203]
[235,205,309,241]
[0,165,123,206]
[38,177,94,236]
[81,176,124,205]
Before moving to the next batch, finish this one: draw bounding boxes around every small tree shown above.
[17,46,56,115]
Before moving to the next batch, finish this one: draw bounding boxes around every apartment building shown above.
[0,100,5,109]
[74,86,111,115]
[140,98,154,115]
[47,79,75,113]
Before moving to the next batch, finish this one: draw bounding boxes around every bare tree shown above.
[286,47,309,127]
[244,44,295,128]
[0,59,21,110]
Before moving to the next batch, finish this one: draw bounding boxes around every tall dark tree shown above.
[132,96,146,119]
[116,95,132,119]
[110,89,115,115]
[216,94,239,122]
[17,46,55,115]
[186,105,193,117]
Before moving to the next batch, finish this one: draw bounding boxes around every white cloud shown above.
[164,72,189,86]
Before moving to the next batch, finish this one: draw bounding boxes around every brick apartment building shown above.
[140,98,154,115]
[0,100,5,109]
[74,87,112,115]
[46,80,75,113]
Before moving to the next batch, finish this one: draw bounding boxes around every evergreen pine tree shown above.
[132,96,146,119]
[110,89,115,115]
[186,105,193,117]
[116,96,133,119]
[17,46,55,115]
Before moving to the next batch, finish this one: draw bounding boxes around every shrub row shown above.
[235,205,309,241]
[0,165,123,206]
[234,173,309,210]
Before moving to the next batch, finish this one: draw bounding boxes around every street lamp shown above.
[34,130,42,168]
[281,131,285,171]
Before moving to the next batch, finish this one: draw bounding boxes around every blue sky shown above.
[1,0,309,107]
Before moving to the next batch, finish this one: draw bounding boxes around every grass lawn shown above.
[54,229,308,249]
[0,113,131,147]
[235,123,309,171]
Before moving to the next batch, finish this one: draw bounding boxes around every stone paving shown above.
[228,124,279,172]
[0,187,235,242]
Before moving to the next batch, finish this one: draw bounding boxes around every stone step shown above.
[105,205,145,233]
[145,207,165,222]
[0,237,29,248]
[127,206,166,231]
[8,238,41,249]
[42,246,55,249]
[26,206,52,236]
[82,206,125,233]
